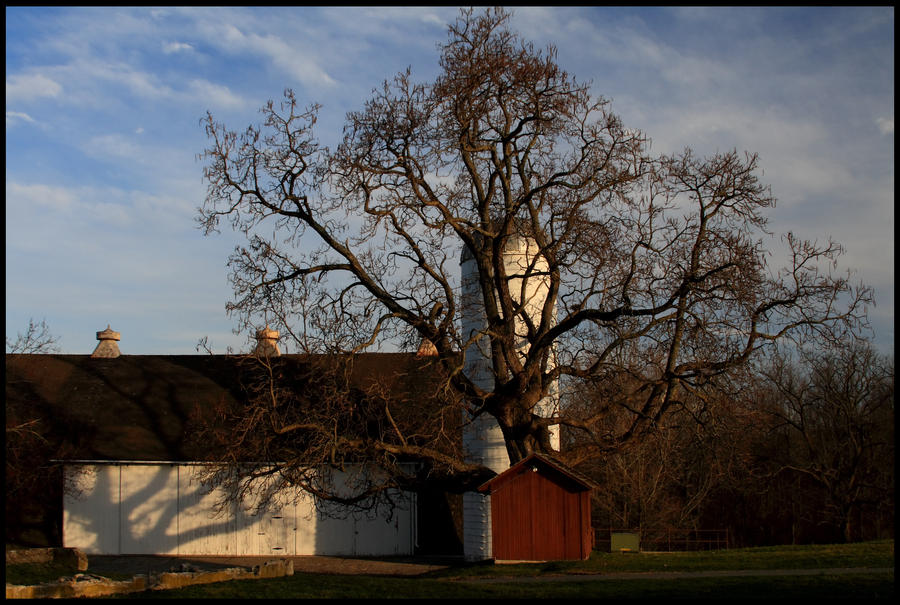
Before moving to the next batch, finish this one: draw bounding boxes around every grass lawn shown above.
[113,572,895,600]
[428,539,896,578]
[6,540,893,599]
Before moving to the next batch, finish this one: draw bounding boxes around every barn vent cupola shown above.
[91,325,121,358]
[254,325,281,357]
[416,338,438,357]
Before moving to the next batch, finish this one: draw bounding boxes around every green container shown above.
[610,532,640,553]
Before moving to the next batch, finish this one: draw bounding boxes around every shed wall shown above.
[490,469,592,561]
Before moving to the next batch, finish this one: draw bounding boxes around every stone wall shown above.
[5,548,88,570]
[6,554,294,599]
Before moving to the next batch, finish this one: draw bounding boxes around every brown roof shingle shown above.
[5,353,448,462]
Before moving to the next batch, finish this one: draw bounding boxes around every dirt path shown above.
[85,554,455,578]
[84,555,892,584]
[454,567,895,583]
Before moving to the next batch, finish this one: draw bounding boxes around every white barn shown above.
[6,351,461,557]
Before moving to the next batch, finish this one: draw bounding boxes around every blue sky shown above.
[6,6,894,355]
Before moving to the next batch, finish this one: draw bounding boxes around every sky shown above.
[5,6,894,356]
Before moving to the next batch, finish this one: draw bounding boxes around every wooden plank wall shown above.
[490,468,591,560]
[63,463,414,556]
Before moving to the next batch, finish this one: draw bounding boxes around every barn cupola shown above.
[254,325,281,357]
[416,338,438,357]
[91,325,121,358]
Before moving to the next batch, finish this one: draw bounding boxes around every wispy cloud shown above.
[233,29,337,89]
[5,111,36,127]
[6,177,201,236]
[81,133,147,164]
[187,79,247,109]
[6,72,63,101]
[162,40,194,54]
[7,181,141,232]
[6,182,79,216]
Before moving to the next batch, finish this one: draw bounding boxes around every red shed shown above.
[478,453,595,561]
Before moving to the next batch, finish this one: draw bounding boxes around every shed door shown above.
[531,477,566,560]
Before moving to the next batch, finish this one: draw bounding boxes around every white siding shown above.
[177,466,238,555]
[352,506,414,556]
[62,463,415,556]
[313,503,357,555]
[462,491,493,561]
[64,465,120,555]
[120,465,179,554]
[234,477,301,556]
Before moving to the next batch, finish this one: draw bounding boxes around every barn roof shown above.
[5,353,448,462]
[477,453,597,494]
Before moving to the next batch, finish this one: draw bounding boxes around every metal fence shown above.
[595,528,729,552]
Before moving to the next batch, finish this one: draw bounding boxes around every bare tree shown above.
[581,363,761,533]
[189,351,477,513]
[756,341,894,542]
[6,318,60,354]
[198,8,871,500]
[5,318,71,544]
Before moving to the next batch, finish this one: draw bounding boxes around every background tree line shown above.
[585,337,893,546]
[5,334,893,549]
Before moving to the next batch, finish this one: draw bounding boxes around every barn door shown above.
[260,510,293,555]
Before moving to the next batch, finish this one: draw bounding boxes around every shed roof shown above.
[477,453,597,494]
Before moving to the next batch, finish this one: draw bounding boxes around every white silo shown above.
[459,229,559,561]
